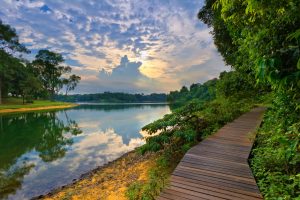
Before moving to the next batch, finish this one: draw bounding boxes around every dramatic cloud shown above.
[0,0,229,93]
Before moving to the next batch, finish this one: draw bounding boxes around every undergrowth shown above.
[126,149,183,200]
[251,93,300,199]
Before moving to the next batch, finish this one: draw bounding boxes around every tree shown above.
[180,86,188,93]
[199,0,300,91]
[32,50,71,100]
[63,74,81,95]
[198,0,239,68]
[0,20,28,104]
[20,74,42,104]
[216,71,257,98]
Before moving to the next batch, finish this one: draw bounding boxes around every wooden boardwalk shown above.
[158,107,265,200]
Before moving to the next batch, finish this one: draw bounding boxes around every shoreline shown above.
[0,104,78,114]
[34,150,135,199]
[77,102,169,105]
[37,150,160,200]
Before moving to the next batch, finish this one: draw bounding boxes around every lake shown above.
[0,103,170,200]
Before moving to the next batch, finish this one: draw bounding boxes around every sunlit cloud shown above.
[0,0,229,93]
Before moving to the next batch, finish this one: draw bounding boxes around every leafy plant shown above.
[251,92,300,199]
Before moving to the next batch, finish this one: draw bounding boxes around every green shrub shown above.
[139,96,256,155]
[126,151,182,200]
[251,93,300,199]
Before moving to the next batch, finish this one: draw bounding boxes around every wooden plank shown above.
[185,153,249,166]
[194,143,251,153]
[188,149,249,161]
[170,181,261,200]
[179,160,253,178]
[181,157,250,173]
[191,145,251,156]
[157,107,265,200]
[171,175,262,198]
[168,185,227,200]
[187,150,248,163]
[157,196,173,200]
[172,172,261,194]
[193,144,251,152]
[175,166,258,186]
[161,189,207,200]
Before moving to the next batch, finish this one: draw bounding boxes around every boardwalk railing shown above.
[158,107,265,200]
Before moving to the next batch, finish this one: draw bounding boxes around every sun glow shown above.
[139,59,168,79]
[139,51,148,60]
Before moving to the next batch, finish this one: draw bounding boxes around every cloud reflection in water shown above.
[0,104,169,199]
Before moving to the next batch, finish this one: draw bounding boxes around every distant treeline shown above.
[55,92,167,103]
[167,78,218,108]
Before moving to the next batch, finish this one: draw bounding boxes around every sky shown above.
[0,0,229,94]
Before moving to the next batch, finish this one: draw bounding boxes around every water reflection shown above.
[0,104,170,199]
[75,103,169,112]
[0,112,82,199]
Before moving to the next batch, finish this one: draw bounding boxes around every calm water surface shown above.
[0,104,170,200]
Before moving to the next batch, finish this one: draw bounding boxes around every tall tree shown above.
[19,71,43,104]
[0,20,28,104]
[32,50,71,100]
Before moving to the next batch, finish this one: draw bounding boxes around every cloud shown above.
[99,55,142,82]
[0,0,229,93]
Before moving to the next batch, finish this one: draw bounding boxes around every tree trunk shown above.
[0,78,2,104]
[51,88,55,101]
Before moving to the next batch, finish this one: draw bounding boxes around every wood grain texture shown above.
[157,107,265,200]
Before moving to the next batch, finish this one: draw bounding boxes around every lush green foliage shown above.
[213,0,300,90]
[32,50,79,100]
[55,92,167,103]
[140,97,255,155]
[251,93,300,199]
[216,71,263,98]
[167,79,217,108]
[199,0,300,199]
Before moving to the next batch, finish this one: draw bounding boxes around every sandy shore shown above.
[37,151,159,200]
[0,104,77,114]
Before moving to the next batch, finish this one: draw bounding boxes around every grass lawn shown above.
[0,98,76,110]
